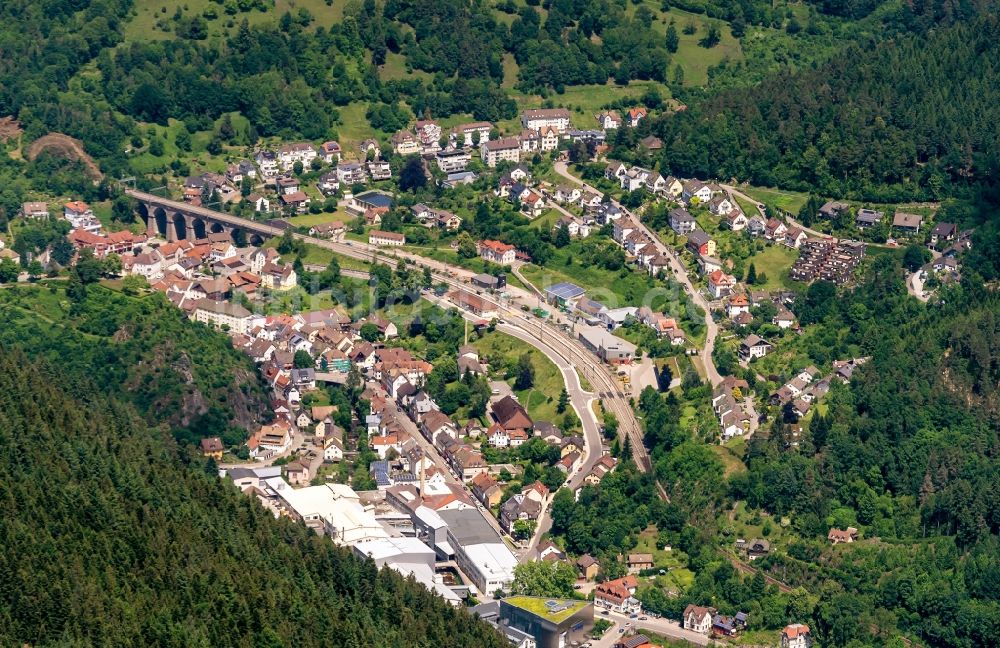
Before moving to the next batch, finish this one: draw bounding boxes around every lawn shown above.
[745,245,798,290]
[260,237,370,271]
[742,185,810,215]
[503,80,674,132]
[283,209,350,228]
[335,101,396,152]
[125,0,345,42]
[712,440,747,477]
[380,51,433,82]
[634,526,687,570]
[519,246,684,313]
[473,329,565,424]
[623,2,744,87]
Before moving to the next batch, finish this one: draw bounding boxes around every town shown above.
[1,101,978,648]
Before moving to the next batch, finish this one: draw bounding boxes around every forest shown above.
[656,11,1000,202]
[0,283,269,444]
[0,345,509,647]
[545,252,1000,646]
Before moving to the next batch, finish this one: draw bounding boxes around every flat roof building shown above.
[499,596,594,648]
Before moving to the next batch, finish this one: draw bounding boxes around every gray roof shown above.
[438,508,503,546]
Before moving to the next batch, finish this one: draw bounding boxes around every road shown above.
[130,191,653,485]
[603,610,709,646]
[554,161,723,387]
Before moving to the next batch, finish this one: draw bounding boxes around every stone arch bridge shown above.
[126,189,281,245]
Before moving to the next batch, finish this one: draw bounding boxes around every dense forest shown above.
[0,283,268,445]
[0,345,509,647]
[657,11,1000,201]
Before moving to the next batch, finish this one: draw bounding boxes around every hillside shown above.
[0,340,508,647]
[656,12,1000,202]
[0,283,268,443]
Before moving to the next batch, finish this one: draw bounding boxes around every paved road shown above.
[603,610,709,646]
[554,161,723,387]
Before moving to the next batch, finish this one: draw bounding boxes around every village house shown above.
[781,624,813,648]
[577,554,600,581]
[319,140,341,163]
[479,239,517,265]
[685,229,716,257]
[828,527,858,544]
[739,334,773,361]
[481,138,521,167]
[683,605,715,634]
[596,110,621,129]
[708,270,737,298]
[669,208,698,234]
[200,437,224,460]
[21,201,49,219]
[369,230,405,247]
[682,180,713,204]
[594,576,641,615]
[520,108,571,133]
[855,208,884,229]
[893,211,923,234]
[448,290,499,320]
[391,131,421,156]
[626,553,653,574]
[276,142,317,171]
[625,107,647,127]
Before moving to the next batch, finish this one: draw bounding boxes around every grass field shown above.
[260,237,370,271]
[282,209,350,228]
[712,442,747,477]
[503,80,674,132]
[473,329,564,424]
[745,245,798,290]
[742,185,810,214]
[125,0,345,42]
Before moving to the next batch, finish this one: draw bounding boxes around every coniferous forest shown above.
[0,344,508,648]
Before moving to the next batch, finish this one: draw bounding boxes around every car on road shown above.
[629,614,638,619]
[639,616,648,620]
[601,610,609,616]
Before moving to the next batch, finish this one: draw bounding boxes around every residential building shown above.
[481,138,521,167]
[193,299,253,335]
[337,161,367,185]
[855,208,883,229]
[200,437,224,460]
[391,131,421,156]
[627,553,653,574]
[369,230,405,246]
[479,239,517,265]
[21,202,49,219]
[319,140,341,163]
[739,334,773,361]
[893,211,922,234]
[682,180,713,203]
[520,108,571,133]
[594,576,641,615]
[683,605,715,634]
[436,148,472,173]
[828,527,858,544]
[577,554,600,581]
[669,208,697,234]
[276,142,317,171]
[451,121,493,147]
[596,110,622,129]
[685,229,716,257]
[781,624,813,648]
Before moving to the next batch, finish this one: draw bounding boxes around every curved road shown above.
[553,162,722,387]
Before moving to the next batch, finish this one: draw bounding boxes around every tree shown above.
[903,244,929,272]
[0,258,18,283]
[456,232,478,258]
[665,22,679,53]
[514,353,535,390]
[554,224,570,248]
[511,560,576,597]
[360,322,381,342]
[293,161,304,176]
[74,249,104,284]
[293,350,314,369]
[28,259,45,281]
[399,155,427,192]
[51,237,74,266]
[699,24,721,48]
[746,263,757,285]
[556,389,569,414]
